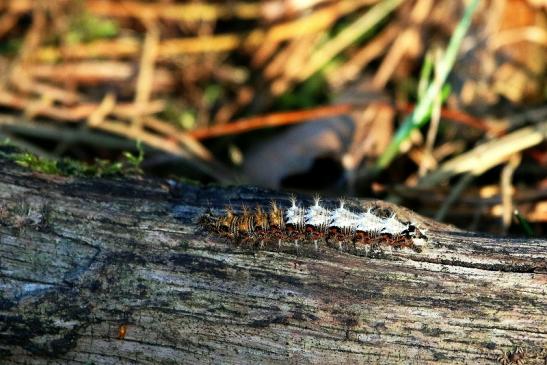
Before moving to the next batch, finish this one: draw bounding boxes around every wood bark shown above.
[0,153,545,364]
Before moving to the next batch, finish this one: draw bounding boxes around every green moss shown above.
[2,144,144,177]
[121,140,144,173]
[14,153,59,174]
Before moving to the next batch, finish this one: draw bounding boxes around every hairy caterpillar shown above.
[199,196,427,254]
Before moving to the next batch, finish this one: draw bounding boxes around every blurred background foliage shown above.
[0,0,545,235]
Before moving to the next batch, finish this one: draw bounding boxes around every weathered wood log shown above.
[0,153,546,364]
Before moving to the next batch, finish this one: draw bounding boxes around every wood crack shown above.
[0,153,545,364]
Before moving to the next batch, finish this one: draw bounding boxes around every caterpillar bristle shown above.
[201,198,426,254]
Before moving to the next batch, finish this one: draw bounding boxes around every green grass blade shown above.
[514,210,534,237]
[376,0,480,171]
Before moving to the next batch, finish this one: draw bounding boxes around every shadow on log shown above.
[0,153,546,364]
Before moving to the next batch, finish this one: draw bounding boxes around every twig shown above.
[189,101,492,140]
[189,104,354,140]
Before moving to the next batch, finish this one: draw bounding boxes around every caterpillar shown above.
[199,196,427,254]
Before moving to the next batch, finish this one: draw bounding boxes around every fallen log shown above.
[0,151,545,364]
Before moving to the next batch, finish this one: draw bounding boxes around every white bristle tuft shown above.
[305,202,330,228]
[313,194,321,207]
[289,195,297,208]
[285,199,305,227]
[381,214,408,236]
[329,204,359,231]
[356,209,385,234]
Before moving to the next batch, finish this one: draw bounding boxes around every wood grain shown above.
[0,153,545,364]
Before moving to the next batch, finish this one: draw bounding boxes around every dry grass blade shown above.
[27,62,175,91]
[297,0,403,81]
[36,0,377,62]
[500,153,522,233]
[419,122,547,188]
[326,23,400,88]
[0,113,141,149]
[86,0,262,21]
[132,21,159,131]
[0,90,164,121]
